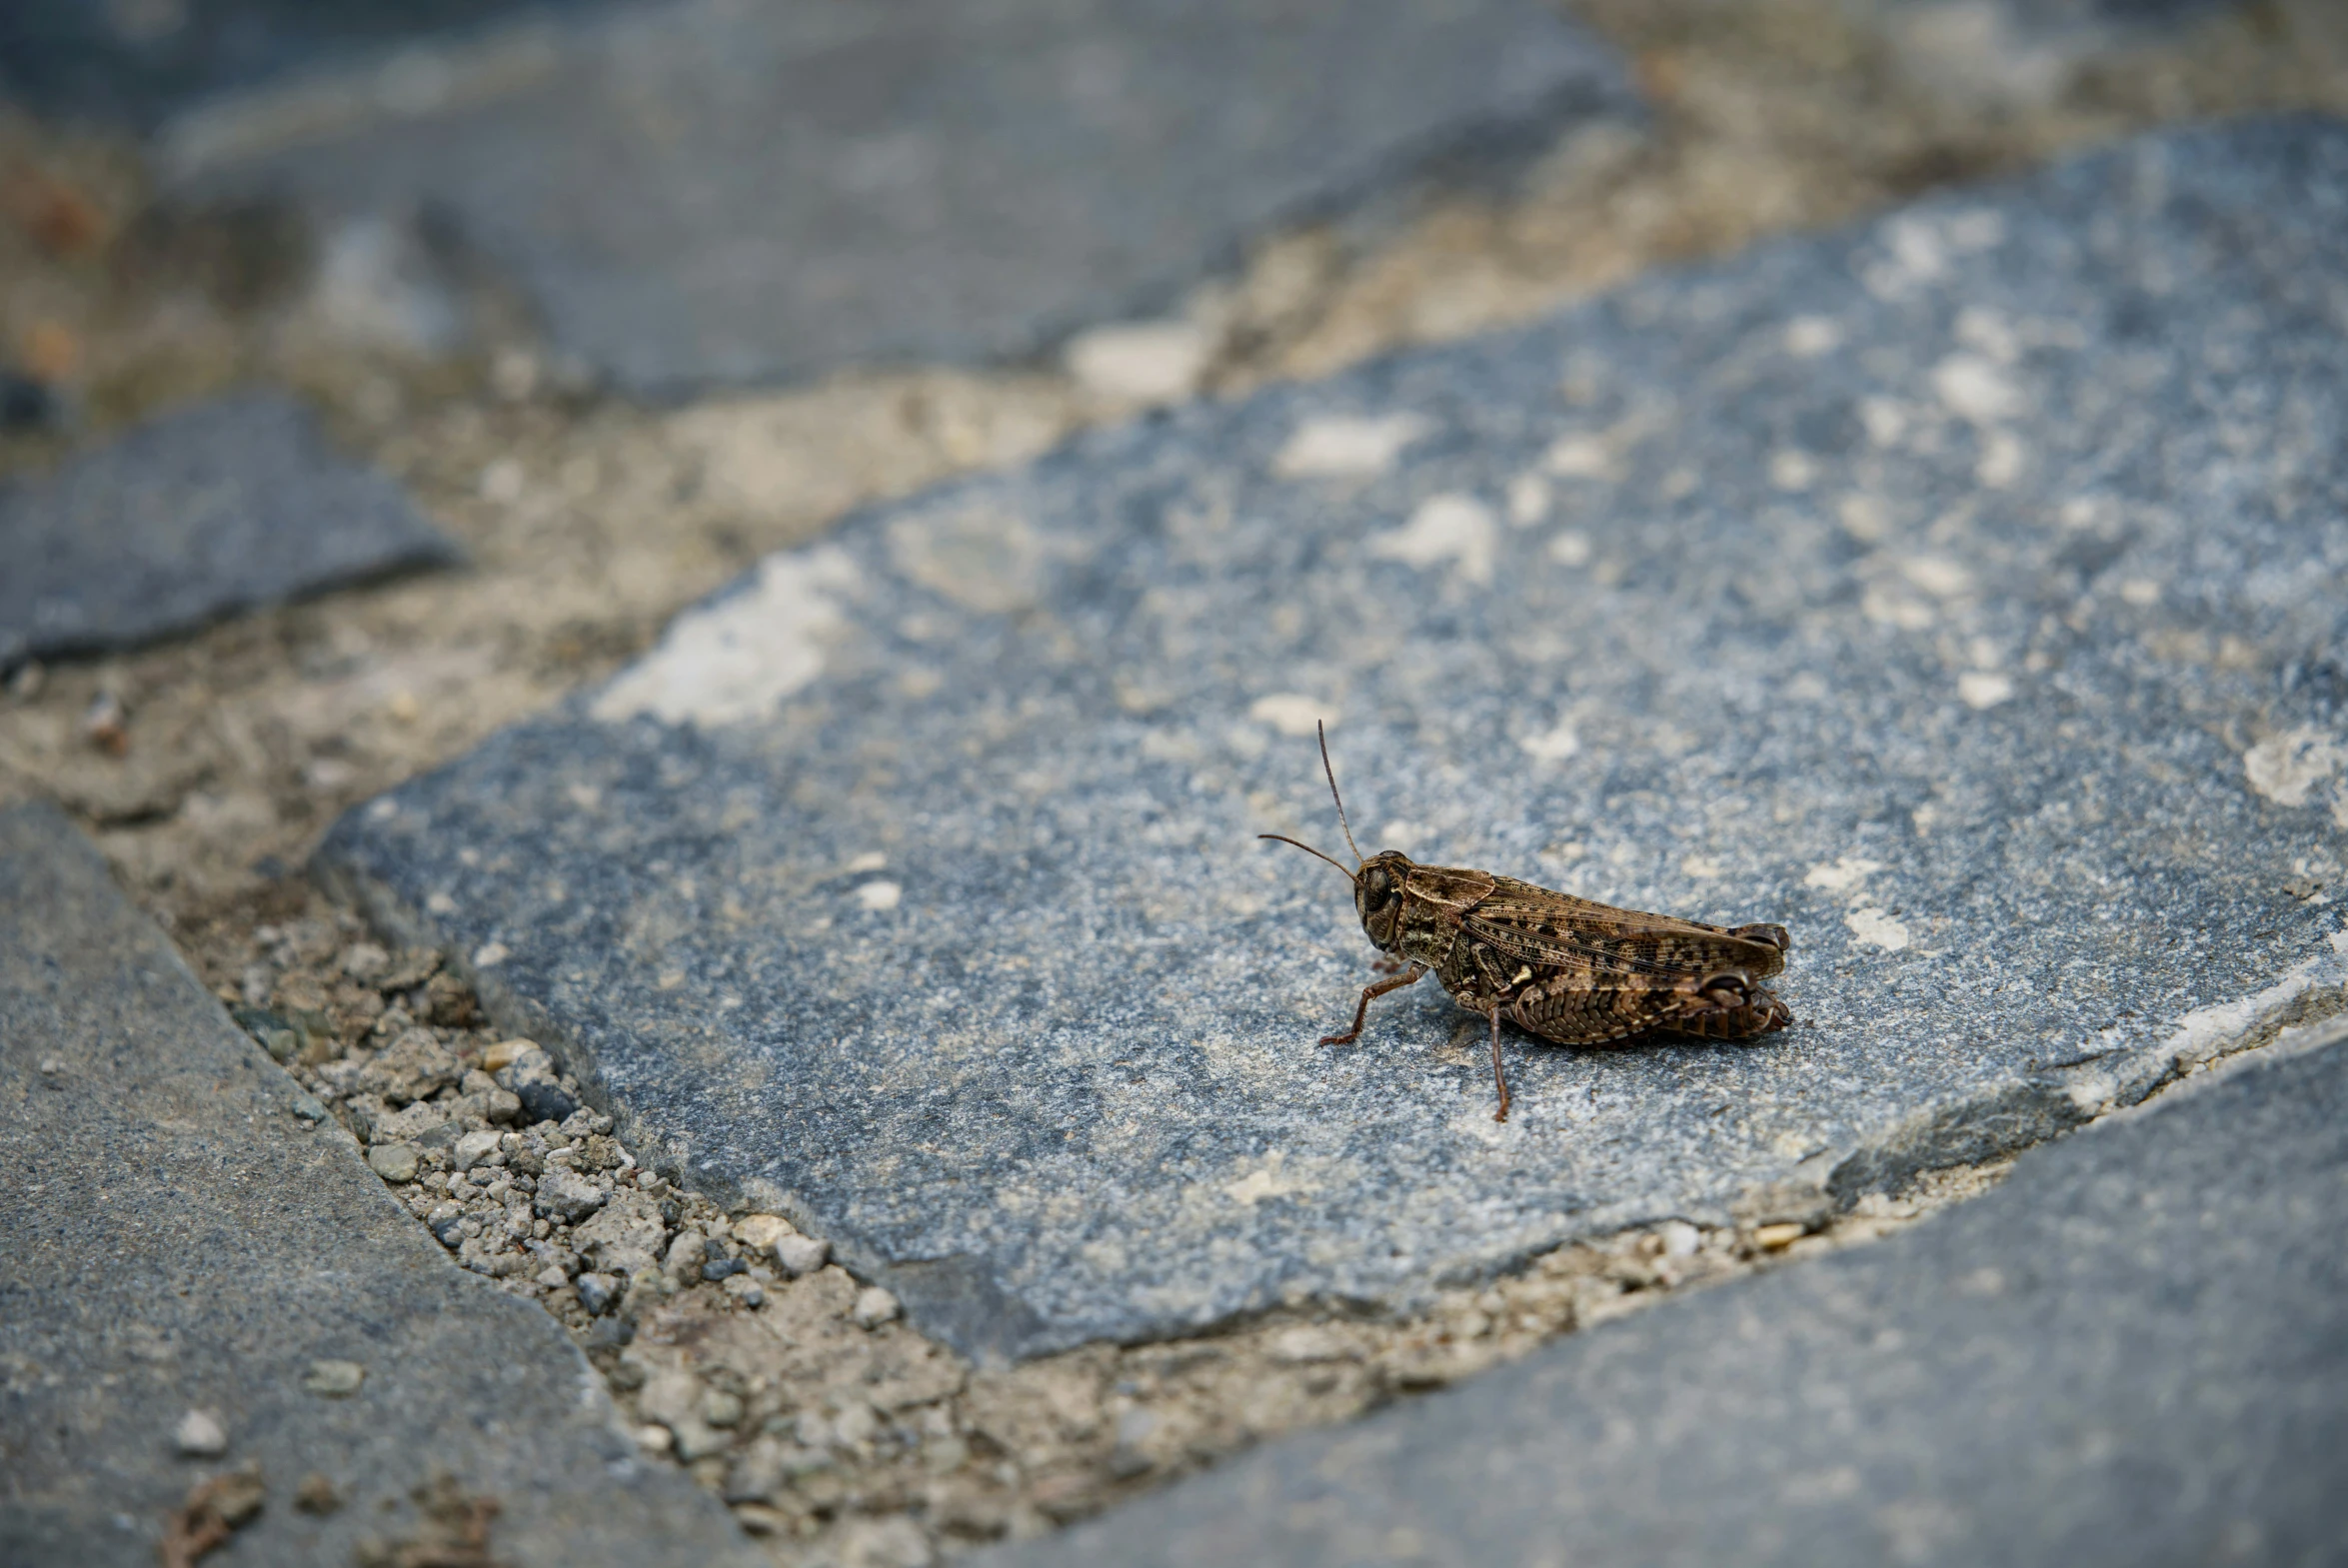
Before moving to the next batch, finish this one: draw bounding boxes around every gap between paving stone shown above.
[0,802,763,1568]
[179,870,2335,1564]
[316,117,2348,1366]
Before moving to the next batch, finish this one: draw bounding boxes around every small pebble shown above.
[452,1128,502,1172]
[37,1056,65,1085]
[702,1256,748,1282]
[517,1081,579,1125]
[1753,1222,1807,1251]
[82,691,128,757]
[367,1143,421,1183]
[174,1408,228,1456]
[850,1286,900,1329]
[635,1424,674,1455]
[302,1359,366,1397]
[575,1272,624,1316]
[294,1472,341,1514]
[534,1167,608,1223]
[773,1234,829,1278]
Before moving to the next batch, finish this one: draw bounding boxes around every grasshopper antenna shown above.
[1256,833,1359,883]
[1316,721,1364,868]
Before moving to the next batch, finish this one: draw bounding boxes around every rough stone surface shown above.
[154,0,1634,395]
[988,1018,2348,1568]
[0,390,460,669]
[0,0,598,130]
[0,802,762,1567]
[322,119,2348,1362]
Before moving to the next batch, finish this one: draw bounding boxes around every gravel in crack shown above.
[179,881,2017,1565]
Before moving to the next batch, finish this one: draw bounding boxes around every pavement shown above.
[322,116,2348,1363]
[5,2,2346,1564]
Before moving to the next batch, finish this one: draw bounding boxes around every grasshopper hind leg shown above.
[1488,1005,1510,1122]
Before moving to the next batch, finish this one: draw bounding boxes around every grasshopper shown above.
[1260,725,1791,1121]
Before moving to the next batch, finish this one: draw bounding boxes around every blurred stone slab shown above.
[0,390,459,669]
[994,1019,2348,1568]
[0,0,602,131]
[150,0,1635,396]
[320,117,2348,1362]
[0,802,762,1568]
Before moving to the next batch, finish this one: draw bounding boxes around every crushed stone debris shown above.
[179,882,2018,1565]
[161,1462,266,1568]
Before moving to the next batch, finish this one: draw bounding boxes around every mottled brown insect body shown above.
[1263,727,1792,1121]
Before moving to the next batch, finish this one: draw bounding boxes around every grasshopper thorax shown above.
[1355,849,1416,951]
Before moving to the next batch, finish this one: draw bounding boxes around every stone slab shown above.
[320,117,2348,1363]
[990,1017,2348,1568]
[0,801,762,1568]
[153,0,1635,396]
[0,389,461,670]
[0,1,600,131]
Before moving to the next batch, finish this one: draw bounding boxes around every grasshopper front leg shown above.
[1319,963,1427,1045]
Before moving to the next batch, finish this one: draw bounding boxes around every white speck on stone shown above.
[1064,319,1211,404]
[1248,694,1333,738]
[1368,494,1496,586]
[591,546,859,727]
[1769,450,1817,491]
[472,941,510,968]
[1541,432,1613,479]
[366,798,398,822]
[1976,430,2025,489]
[1933,354,2025,423]
[1846,908,1911,951]
[1518,722,1579,762]
[851,1286,901,1329]
[1958,672,2015,710]
[175,1409,228,1456]
[1271,413,1430,478]
[1374,820,1425,852]
[2243,729,2345,807]
[1504,472,1551,527]
[1784,316,1843,357]
[845,851,887,873]
[1547,531,1593,568]
[1861,586,1936,632]
[854,880,903,911]
[1859,397,1908,448]
[2119,579,2162,607]
[1804,856,1883,892]
[1223,1152,1317,1206]
[1680,854,1723,880]
[302,1359,366,1397]
[1658,1220,1701,1256]
[426,890,457,915]
[1899,555,1974,599]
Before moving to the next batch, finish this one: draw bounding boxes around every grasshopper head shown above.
[1355,850,1415,951]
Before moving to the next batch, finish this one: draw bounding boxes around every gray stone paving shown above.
[320,116,2348,1363]
[151,0,1634,396]
[0,389,459,670]
[0,802,761,1568]
[989,1016,2348,1568]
